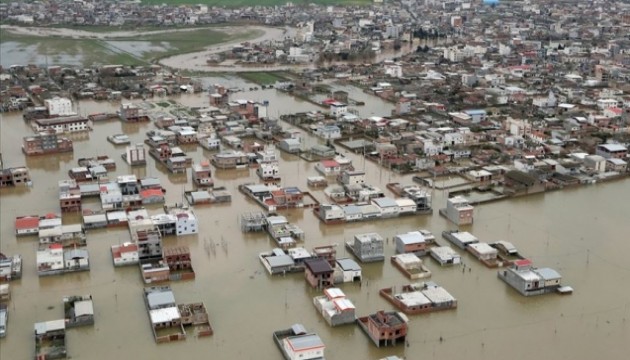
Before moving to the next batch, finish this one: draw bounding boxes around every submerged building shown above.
[498,259,565,296]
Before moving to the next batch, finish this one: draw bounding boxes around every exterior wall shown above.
[283,339,324,360]
[395,240,426,254]
[330,310,355,327]
[446,205,473,225]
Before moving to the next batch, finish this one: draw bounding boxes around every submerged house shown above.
[394,231,429,256]
[441,196,474,225]
[34,320,67,360]
[0,253,22,282]
[273,324,325,360]
[313,288,356,327]
[111,242,139,266]
[391,254,431,280]
[498,259,565,296]
[304,258,334,289]
[429,246,461,266]
[379,282,457,315]
[63,295,95,328]
[143,286,186,343]
[346,233,385,263]
[357,311,408,347]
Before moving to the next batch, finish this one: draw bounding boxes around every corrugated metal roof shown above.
[266,255,294,268]
[422,286,456,304]
[536,267,561,280]
[146,290,175,309]
[395,231,425,245]
[286,333,324,350]
[337,258,361,271]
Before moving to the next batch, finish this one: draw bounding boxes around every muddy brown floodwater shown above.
[1,89,629,360]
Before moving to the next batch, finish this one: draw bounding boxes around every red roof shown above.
[15,216,40,230]
[140,189,164,198]
[320,159,339,168]
[514,259,532,267]
[112,243,138,258]
[50,243,63,250]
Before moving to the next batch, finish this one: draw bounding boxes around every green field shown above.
[0,27,262,67]
[238,72,290,85]
[140,0,372,6]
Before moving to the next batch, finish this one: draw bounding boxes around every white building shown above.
[168,208,198,236]
[282,331,325,360]
[444,196,474,225]
[36,244,64,275]
[335,258,362,283]
[124,144,146,166]
[430,246,461,266]
[111,243,139,266]
[384,64,403,78]
[315,124,341,140]
[596,99,619,109]
[257,162,280,181]
[44,97,74,116]
[329,102,348,118]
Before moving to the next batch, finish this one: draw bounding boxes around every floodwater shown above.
[1,86,630,360]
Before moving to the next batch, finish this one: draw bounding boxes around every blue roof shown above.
[464,109,487,115]
[284,187,301,194]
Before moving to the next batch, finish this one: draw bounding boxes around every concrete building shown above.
[123,144,146,166]
[274,324,325,360]
[304,258,334,289]
[44,97,74,116]
[498,259,563,296]
[313,288,356,327]
[111,242,139,266]
[357,311,408,347]
[394,231,428,255]
[32,116,90,133]
[334,258,362,283]
[443,196,474,225]
[429,246,461,266]
[143,286,185,343]
[22,131,73,155]
[346,233,385,263]
[596,144,628,159]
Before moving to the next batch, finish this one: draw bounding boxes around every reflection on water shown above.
[25,153,74,171]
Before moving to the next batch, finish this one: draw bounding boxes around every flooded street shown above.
[1,87,629,360]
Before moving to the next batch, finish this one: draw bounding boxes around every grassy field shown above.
[0,27,262,67]
[140,0,372,6]
[238,72,290,85]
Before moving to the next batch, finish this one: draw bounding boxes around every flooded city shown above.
[1,86,629,359]
[2,1,630,359]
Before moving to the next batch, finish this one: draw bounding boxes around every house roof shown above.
[34,319,65,335]
[74,300,94,317]
[395,232,425,245]
[336,258,361,271]
[324,288,345,299]
[140,189,164,198]
[304,258,333,274]
[286,334,325,351]
[15,216,39,230]
[505,170,537,186]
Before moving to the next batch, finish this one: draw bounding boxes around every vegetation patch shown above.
[238,72,289,85]
[1,26,262,67]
